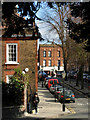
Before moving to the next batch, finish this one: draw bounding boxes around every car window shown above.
[50,80,53,84]
[54,80,58,84]
[57,87,63,91]
[66,90,73,95]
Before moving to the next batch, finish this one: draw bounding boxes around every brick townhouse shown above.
[2,31,38,93]
[38,44,64,74]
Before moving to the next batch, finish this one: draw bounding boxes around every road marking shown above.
[67,106,76,114]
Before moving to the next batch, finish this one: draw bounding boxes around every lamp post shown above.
[41,66,44,88]
[62,71,66,111]
[22,68,29,113]
[41,68,44,88]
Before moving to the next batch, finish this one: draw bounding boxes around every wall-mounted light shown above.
[25,68,29,73]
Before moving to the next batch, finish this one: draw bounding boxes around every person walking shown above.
[33,92,40,114]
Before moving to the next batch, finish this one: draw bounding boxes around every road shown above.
[57,78,88,119]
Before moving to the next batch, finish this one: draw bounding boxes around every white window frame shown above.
[48,51,51,57]
[43,50,46,57]
[6,43,19,64]
[43,60,46,67]
[6,75,13,84]
[48,60,51,67]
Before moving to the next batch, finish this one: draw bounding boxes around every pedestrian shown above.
[33,92,40,114]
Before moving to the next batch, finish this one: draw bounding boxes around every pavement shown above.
[63,78,89,97]
[23,82,71,119]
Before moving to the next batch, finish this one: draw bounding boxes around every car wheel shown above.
[73,100,75,103]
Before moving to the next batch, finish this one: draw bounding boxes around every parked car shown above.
[83,73,88,81]
[50,84,61,93]
[48,79,59,89]
[85,75,90,82]
[73,73,77,79]
[58,89,75,103]
[67,72,69,77]
[56,71,64,78]
[54,86,66,98]
[44,77,53,87]
[68,71,77,79]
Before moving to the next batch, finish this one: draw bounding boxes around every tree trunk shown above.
[81,65,84,89]
[76,77,79,86]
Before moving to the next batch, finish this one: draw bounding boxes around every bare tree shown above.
[37,2,90,88]
[37,2,71,78]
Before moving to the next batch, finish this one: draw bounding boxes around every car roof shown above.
[46,77,52,79]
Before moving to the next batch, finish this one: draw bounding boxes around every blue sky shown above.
[16,2,65,45]
[35,2,60,45]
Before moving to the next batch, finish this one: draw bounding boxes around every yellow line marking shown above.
[67,107,76,114]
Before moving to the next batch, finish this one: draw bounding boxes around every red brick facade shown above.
[39,44,64,72]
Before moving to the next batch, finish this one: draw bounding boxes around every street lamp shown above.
[41,68,44,88]
[62,71,66,112]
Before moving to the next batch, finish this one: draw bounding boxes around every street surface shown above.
[58,78,88,118]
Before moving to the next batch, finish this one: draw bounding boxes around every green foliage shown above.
[10,68,24,91]
[2,2,41,37]
[2,81,24,106]
[2,68,30,106]
[68,2,90,52]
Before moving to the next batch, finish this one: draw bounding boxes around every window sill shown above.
[5,62,19,65]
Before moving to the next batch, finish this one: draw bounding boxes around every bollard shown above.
[63,104,65,111]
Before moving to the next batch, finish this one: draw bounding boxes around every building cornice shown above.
[2,36,38,41]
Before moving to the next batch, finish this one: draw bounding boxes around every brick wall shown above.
[39,44,63,67]
[19,39,37,93]
[2,37,38,94]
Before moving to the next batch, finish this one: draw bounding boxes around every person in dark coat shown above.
[33,92,40,114]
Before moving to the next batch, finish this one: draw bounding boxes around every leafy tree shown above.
[67,2,90,52]
[66,2,90,88]
[2,2,41,37]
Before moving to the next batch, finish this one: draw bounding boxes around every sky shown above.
[16,2,66,46]
[35,2,60,45]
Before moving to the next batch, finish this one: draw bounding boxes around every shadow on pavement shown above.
[2,117,88,120]
[45,99,55,102]
[2,107,24,120]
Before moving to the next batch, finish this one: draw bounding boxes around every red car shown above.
[48,79,59,89]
